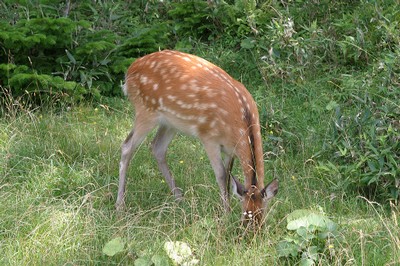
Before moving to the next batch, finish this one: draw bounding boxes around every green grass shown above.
[0,94,399,265]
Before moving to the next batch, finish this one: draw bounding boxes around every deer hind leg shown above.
[151,125,183,199]
[223,155,235,202]
[116,113,157,210]
[203,142,231,212]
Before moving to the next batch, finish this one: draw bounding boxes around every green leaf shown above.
[102,237,126,257]
[152,254,170,266]
[241,37,255,49]
[300,258,315,266]
[287,210,337,232]
[134,256,153,266]
[326,101,339,111]
[287,209,316,223]
[65,50,76,64]
[305,246,319,261]
[296,226,315,241]
[276,240,299,258]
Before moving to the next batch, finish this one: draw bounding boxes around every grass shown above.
[0,87,399,265]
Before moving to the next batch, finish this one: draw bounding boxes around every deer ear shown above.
[261,179,279,201]
[231,175,246,199]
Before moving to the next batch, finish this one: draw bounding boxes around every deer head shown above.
[232,176,279,226]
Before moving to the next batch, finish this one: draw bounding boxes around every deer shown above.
[116,50,278,226]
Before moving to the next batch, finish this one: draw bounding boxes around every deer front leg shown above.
[203,142,230,212]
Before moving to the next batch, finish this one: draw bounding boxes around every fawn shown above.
[116,50,278,225]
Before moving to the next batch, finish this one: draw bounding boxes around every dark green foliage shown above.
[0,0,171,105]
[168,1,212,40]
[118,23,171,56]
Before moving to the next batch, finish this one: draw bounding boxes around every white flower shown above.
[164,241,199,265]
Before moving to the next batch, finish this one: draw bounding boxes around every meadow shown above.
[1,1,399,265]
[0,90,398,265]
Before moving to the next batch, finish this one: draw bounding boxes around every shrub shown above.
[318,57,400,203]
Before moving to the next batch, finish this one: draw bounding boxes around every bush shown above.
[318,57,400,203]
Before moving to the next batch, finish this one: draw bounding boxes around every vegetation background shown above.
[0,0,399,265]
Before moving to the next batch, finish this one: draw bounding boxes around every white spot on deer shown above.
[173,72,181,79]
[140,75,148,85]
[153,83,159,91]
[167,95,177,101]
[151,98,156,105]
[194,103,207,110]
[220,109,229,116]
[210,129,219,137]
[160,105,177,116]
[198,116,207,123]
[210,119,217,128]
[207,91,218,98]
[180,75,189,81]
[181,103,193,109]
[190,86,200,92]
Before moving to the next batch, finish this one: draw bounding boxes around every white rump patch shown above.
[121,83,128,96]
